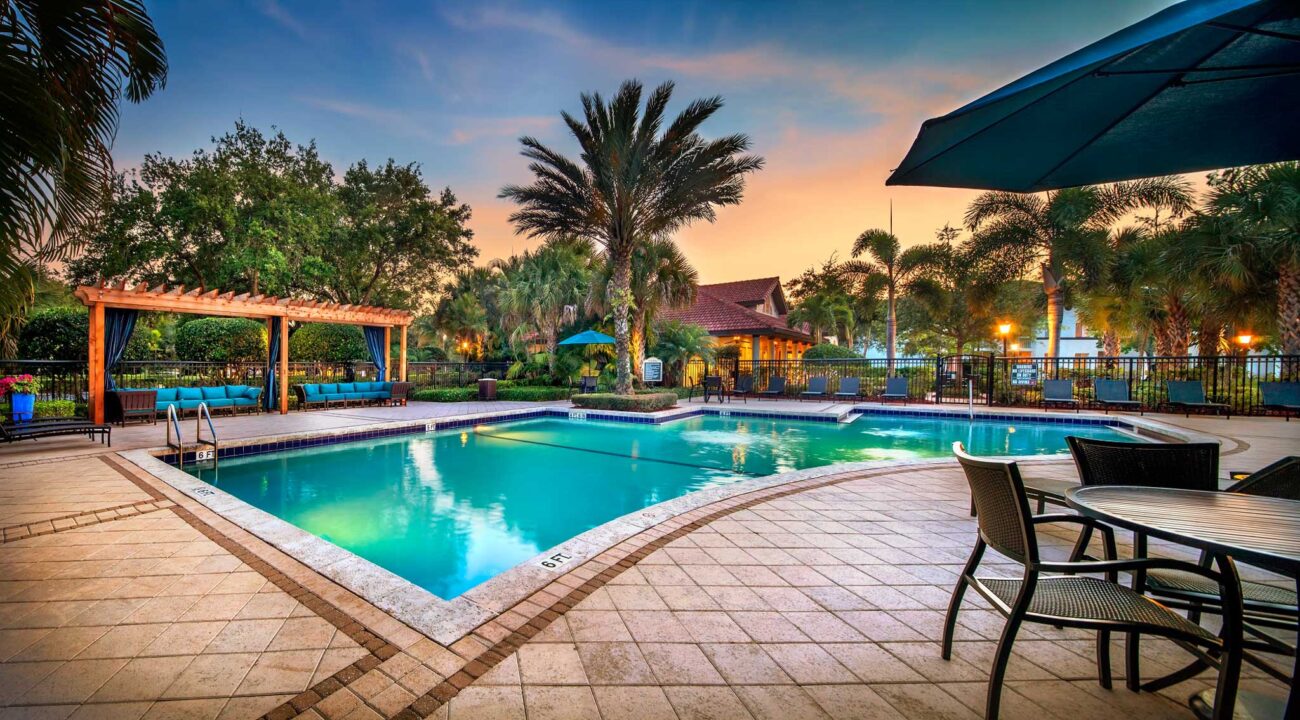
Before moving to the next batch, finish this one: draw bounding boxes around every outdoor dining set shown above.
[950,438,1299,720]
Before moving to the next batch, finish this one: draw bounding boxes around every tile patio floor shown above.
[0,401,1295,719]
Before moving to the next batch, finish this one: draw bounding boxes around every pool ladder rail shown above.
[166,402,219,470]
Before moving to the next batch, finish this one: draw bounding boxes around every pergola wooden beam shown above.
[76,282,412,423]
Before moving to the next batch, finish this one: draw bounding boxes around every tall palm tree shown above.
[1204,163,1300,362]
[591,236,698,377]
[965,178,1192,358]
[844,230,929,368]
[905,230,999,356]
[501,80,763,393]
[1,1,167,353]
[787,290,853,345]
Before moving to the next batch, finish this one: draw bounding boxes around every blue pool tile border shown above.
[162,403,1136,467]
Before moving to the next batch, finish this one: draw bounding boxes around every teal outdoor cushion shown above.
[226,385,250,398]
[302,383,319,396]
[178,387,203,401]
[178,399,203,409]
[156,401,180,412]
[380,382,393,392]
[324,393,347,402]
[338,383,356,393]
[201,386,226,400]
[205,398,235,408]
[320,384,338,394]
[231,397,256,406]
[245,387,262,400]
[363,392,384,400]
[155,388,179,402]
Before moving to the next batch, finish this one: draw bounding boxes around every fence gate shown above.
[934,354,994,405]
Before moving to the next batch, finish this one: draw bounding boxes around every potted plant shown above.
[1,374,40,423]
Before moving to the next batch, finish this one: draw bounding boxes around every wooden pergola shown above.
[75,281,413,423]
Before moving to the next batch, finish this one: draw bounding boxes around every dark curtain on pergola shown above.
[103,309,138,390]
[364,326,387,381]
[264,317,282,410]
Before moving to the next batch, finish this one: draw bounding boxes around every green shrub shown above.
[802,343,860,359]
[499,386,571,401]
[18,307,163,360]
[410,387,477,402]
[572,392,677,412]
[290,324,369,362]
[175,318,267,362]
[3,398,78,419]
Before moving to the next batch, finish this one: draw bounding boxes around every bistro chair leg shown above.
[986,608,1026,720]
[942,540,985,659]
[1095,630,1113,689]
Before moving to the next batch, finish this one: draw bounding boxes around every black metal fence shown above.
[684,354,1300,417]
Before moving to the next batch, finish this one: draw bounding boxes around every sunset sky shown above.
[116,0,1177,283]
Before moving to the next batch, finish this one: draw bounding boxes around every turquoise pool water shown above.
[189,413,1129,598]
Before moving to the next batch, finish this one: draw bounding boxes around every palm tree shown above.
[844,230,930,368]
[1,1,166,353]
[906,229,999,355]
[496,237,594,371]
[965,178,1193,358]
[501,80,763,393]
[787,289,853,345]
[591,237,698,377]
[1204,163,1300,363]
[650,319,715,386]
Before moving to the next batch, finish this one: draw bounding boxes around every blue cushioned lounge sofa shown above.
[293,381,410,409]
[153,385,263,416]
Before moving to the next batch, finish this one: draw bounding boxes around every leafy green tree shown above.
[501,80,763,394]
[904,226,1000,355]
[965,178,1192,357]
[18,307,156,360]
[802,343,860,359]
[1,0,166,353]
[650,319,715,386]
[326,161,477,309]
[289,324,368,362]
[787,289,854,345]
[174,318,266,362]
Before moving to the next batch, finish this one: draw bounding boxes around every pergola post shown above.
[89,303,105,424]
[399,325,408,382]
[279,318,289,414]
[383,326,392,381]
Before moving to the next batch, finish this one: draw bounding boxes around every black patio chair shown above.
[757,375,787,398]
[800,376,828,401]
[578,375,599,394]
[732,375,754,404]
[879,376,910,404]
[948,442,1244,720]
[1166,380,1231,418]
[1260,381,1300,421]
[1041,379,1079,412]
[833,377,861,401]
[701,375,729,404]
[1,420,111,446]
[1093,378,1142,415]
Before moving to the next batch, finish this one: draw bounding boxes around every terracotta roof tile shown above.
[660,287,812,341]
[697,277,781,305]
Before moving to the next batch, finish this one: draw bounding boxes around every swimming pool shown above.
[188,412,1130,598]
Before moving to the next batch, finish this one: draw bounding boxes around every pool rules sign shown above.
[643,357,663,384]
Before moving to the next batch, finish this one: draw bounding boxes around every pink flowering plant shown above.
[0,374,40,395]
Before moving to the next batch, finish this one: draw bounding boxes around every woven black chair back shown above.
[1228,456,1300,500]
[953,442,1036,565]
[1067,436,1218,491]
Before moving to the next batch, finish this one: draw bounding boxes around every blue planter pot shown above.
[10,393,34,423]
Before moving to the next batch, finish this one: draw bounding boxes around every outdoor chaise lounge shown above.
[1040,379,1078,411]
[879,377,910,403]
[1,420,111,446]
[1166,380,1231,418]
[757,376,786,398]
[732,375,754,403]
[800,376,829,401]
[947,442,1241,720]
[1260,381,1300,420]
[1093,378,1142,415]
[833,377,861,401]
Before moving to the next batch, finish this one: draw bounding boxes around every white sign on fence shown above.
[1010,363,1039,386]
[642,357,663,384]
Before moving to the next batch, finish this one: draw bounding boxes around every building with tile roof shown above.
[659,276,815,362]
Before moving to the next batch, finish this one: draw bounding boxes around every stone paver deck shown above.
[0,401,1295,719]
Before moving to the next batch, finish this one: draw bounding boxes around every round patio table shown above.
[1065,486,1300,720]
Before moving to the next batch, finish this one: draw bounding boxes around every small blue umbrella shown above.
[887,0,1300,192]
[557,330,616,346]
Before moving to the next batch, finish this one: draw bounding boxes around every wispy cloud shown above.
[447,116,556,145]
[254,0,313,40]
[299,97,437,142]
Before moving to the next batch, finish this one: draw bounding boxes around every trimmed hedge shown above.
[17,307,157,360]
[499,386,571,401]
[2,399,78,419]
[571,392,678,412]
[410,387,476,402]
[802,343,860,359]
[175,317,267,361]
[290,324,368,362]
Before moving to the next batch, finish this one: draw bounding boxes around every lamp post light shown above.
[997,322,1012,356]
[1235,333,1254,358]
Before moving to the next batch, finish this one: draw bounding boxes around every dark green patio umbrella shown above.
[557,330,615,346]
[887,0,1300,192]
